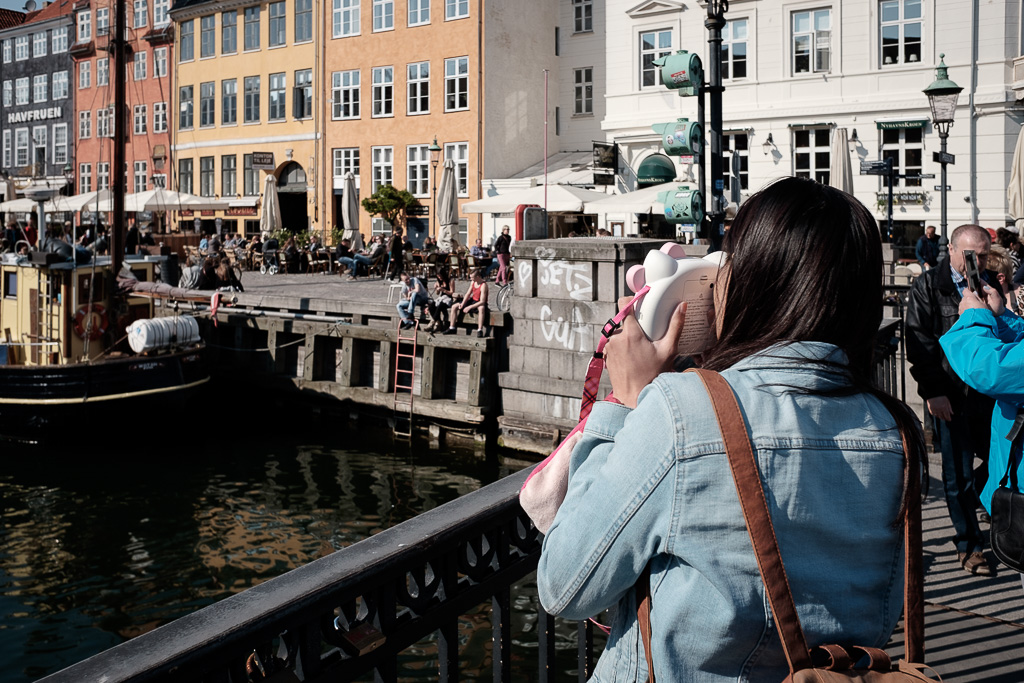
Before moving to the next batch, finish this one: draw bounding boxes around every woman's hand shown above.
[603,298,687,409]
[960,284,1005,316]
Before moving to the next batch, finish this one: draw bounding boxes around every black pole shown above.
[705,3,727,251]
[697,83,707,237]
[886,156,894,242]
[938,130,949,260]
[431,162,438,240]
[111,0,126,275]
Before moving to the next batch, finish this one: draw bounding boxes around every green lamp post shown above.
[923,54,962,259]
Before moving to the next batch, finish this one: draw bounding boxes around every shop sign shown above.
[8,106,63,125]
[252,152,275,170]
[226,207,258,216]
[201,210,215,216]
[180,210,194,217]
[876,191,928,205]
[407,205,429,216]
[875,119,927,130]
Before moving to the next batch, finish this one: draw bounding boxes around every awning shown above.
[875,118,927,130]
[229,197,260,208]
[635,154,677,188]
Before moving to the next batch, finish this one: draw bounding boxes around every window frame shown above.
[180,19,194,61]
[443,142,469,197]
[52,71,69,99]
[407,144,430,198]
[134,104,148,134]
[33,31,47,58]
[77,11,92,42]
[97,57,109,85]
[154,47,168,77]
[178,158,194,195]
[879,0,922,67]
[269,1,287,47]
[79,163,92,194]
[332,69,360,119]
[332,147,360,183]
[572,0,592,33]
[373,0,394,32]
[407,61,429,115]
[445,0,468,21]
[244,75,261,123]
[639,28,672,88]
[53,123,68,165]
[293,68,313,119]
[295,0,313,42]
[269,72,287,121]
[222,154,237,196]
[573,66,592,115]
[15,77,28,105]
[14,35,28,61]
[33,74,47,103]
[722,18,748,81]
[243,154,259,195]
[244,6,261,51]
[52,28,69,53]
[371,66,393,118]
[408,0,429,26]
[222,10,238,53]
[134,160,149,193]
[134,0,148,29]
[179,84,194,129]
[199,156,215,196]
[97,7,110,34]
[444,56,468,112]
[222,79,238,125]
[880,125,924,188]
[791,8,832,75]
[154,101,168,133]
[333,0,360,38]
[154,0,170,26]
[371,145,393,193]
[200,81,216,127]
[792,127,832,184]
[200,14,216,58]
[133,50,148,80]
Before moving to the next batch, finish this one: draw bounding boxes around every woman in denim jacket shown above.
[537,177,924,682]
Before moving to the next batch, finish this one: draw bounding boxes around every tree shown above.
[361,185,419,230]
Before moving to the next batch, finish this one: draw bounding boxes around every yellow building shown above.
[169,0,323,238]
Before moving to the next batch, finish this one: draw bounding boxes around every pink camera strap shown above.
[579,285,650,421]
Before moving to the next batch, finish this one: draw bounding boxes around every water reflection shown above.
[0,432,507,682]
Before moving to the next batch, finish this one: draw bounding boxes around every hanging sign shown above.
[252,152,275,170]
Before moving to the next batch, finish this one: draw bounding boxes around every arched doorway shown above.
[276,162,309,232]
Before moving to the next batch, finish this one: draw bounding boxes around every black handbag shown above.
[990,442,1024,573]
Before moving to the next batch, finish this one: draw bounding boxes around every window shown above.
[52,71,68,99]
[15,129,28,167]
[195,82,213,126]
[96,107,111,137]
[722,19,748,80]
[573,0,592,33]
[53,124,67,165]
[178,159,193,194]
[93,8,109,36]
[15,35,28,60]
[79,163,92,194]
[722,132,749,194]
[179,85,194,129]
[244,76,260,122]
[180,19,194,61]
[222,11,237,52]
[333,147,359,181]
[33,74,47,103]
[201,15,215,57]
[155,0,170,26]
[79,111,92,139]
[152,174,166,188]
[2,81,9,107]
[134,51,147,80]
[792,9,831,74]
[793,128,831,184]
[371,146,393,192]
[269,72,286,120]
[79,62,91,89]
[134,105,148,134]
[444,57,468,111]
[199,157,214,196]
[371,66,393,117]
[243,154,258,195]
[52,27,68,53]
[444,142,468,196]
[77,11,91,42]
[269,2,286,46]
[445,0,468,20]
[134,0,148,28]
[2,40,9,63]
[15,77,28,105]
[295,0,312,41]
[154,48,167,77]
[293,69,312,118]
[333,0,360,37]
[222,79,237,124]
[97,58,109,85]
[33,31,46,57]
[880,0,921,66]
[244,7,260,50]
[640,29,672,87]
[407,144,429,197]
[1,130,9,168]
[573,67,592,115]
[881,126,923,187]
[98,162,110,190]
[134,161,148,192]
[332,70,359,119]
[222,155,237,196]
[373,0,393,31]
[407,61,429,114]
[154,102,167,132]
[32,126,46,170]
[409,0,429,26]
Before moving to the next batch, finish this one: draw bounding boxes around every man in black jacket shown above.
[906,223,997,576]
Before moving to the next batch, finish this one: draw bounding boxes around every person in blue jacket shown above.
[940,284,1024,520]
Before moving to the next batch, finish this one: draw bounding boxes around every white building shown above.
[482,0,1024,244]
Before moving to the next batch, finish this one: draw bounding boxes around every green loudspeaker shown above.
[657,186,705,225]
[652,50,703,96]
[651,119,704,157]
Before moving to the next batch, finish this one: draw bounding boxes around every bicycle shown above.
[495,260,515,312]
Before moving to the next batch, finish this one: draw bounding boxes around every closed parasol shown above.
[437,159,459,249]
[340,172,363,251]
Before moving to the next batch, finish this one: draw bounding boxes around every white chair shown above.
[907,263,923,277]
[387,281,404,303]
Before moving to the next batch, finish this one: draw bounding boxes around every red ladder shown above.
[392,319,419,439]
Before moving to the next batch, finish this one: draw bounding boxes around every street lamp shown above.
[429,137,442,239]
[923,53,962,260]
[704,0,728,251]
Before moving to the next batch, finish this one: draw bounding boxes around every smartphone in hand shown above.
[964,250,984,294]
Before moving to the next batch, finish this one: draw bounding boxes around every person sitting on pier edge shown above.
[397,271,427,330]
[536,176,925,682]
[425,265,458,333]
[443,269,488,337]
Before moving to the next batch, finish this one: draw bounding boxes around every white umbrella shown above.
[462,184,610,214]
[94,188,223,212]
[340,172,363,250]
[260,175,282,237]
[437,159,458,248]
[1008,125,1024,234]
[181,195,231,211]
[46,189,114,213]
[828,128,854,194]
[583,181,683,214]
[0,196,38,212]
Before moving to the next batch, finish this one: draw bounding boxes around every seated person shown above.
[179,255,202,289]
[282,236,301,273]
[422,236,438,254]
[443,269,488,337]
[426,265,458,332]
[337,238,373,279]
[470,238,489,259]
[40,224,75,262]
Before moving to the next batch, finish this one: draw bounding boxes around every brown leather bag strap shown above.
[637,569,655,683]
[691,368,815,674]
[902,429,925,663]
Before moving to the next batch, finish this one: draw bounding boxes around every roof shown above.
[0,9,26,30]
[23,0,74,26]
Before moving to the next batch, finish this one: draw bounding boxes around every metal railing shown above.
[41,323,905,683]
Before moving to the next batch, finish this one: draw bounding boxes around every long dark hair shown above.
[702,176,925,519]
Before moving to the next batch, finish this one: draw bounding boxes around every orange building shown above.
[70,0,173,226]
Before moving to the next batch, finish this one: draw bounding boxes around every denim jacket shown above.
[537,342,906,683]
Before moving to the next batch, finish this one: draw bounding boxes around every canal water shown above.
[1,428,589,682]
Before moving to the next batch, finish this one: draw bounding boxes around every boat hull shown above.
[0,346,209,444]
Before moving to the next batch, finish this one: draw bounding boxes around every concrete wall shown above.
[498,236,663,453]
